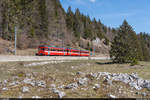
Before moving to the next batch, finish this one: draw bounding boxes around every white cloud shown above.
[89,0,96,3]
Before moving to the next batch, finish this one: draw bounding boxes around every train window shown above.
[48,48,50,51]
[41,48,45,51]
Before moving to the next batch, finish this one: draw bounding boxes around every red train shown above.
[36,45,90,56]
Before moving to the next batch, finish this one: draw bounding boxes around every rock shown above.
[81,88,88,91]
[51,88,65,98]
[93,84,100,90]
[137,78,145,87]
[32,96,41,98]
[141,92,147,97]
[142,80,150,90]
[3,80,8,85]
[9,81,20,87]
[23,78,35,86]
[129,81,142,90]
[97,72,111,80]
[78,78,89,86]
[112,73,131,84]
[2,87,8,91]
[58,85,65,89]
[71,66,74,69]
[18,96,22,98]
[58,91,66,98]
[36,80,46,88]
[9,82,17,86]
[76,71,85,75]
[88,73,97,78]
[109,94,116,98]
[103,79,112,85]
[130,73,139,80]
[22,86,29,93]
[65,83,78,89]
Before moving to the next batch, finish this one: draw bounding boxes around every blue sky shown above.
[60,0,150,33]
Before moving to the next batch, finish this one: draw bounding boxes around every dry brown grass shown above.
[0,60,150,98]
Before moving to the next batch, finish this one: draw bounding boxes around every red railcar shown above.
[36,45,90,56]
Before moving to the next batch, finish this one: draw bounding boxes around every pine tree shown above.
[66,6,74,30]
[110,20,140,63]
[138,33,150,61]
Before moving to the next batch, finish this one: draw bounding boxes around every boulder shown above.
[32,96,41,98]
[65,83,78,89]
[103,79,112,85]
[142,80,150,90]
[76,71,85,75]
[78,78,89,86]
[2,87,8,91]
[129,81,142,90]
[36,80,46,88]
[23,78,35,86]
[109,94,117,98]
[93,84,100,90]
[51,88,65,98]
[141,92,147,97]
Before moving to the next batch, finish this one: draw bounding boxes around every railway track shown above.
[0,55,110,62]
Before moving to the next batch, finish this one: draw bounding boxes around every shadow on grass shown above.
[96,62,115,65]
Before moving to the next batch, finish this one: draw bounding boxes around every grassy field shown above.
[0,60,150,98]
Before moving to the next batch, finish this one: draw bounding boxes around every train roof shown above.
[38,45,89,52]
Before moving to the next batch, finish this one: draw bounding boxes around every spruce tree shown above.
[110,20,140,63]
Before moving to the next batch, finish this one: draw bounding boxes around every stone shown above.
[129,81,142,90]
[141,92,147,97]
[78,78,89,86]
[9,81,20,87]
[51,88,65,98]
[65,83,78,89]
[22,86,29,93]
[109,94,116,98]
[71,66,74,69]
[2,87,8,91]
[32,96,41,98]
[137,78,145,87]
[58,91,66,98]
[58,85,65,89]
[3,80,8,83]
[103,79,112,85]
[81,88,88,90]
[142,80,150,90]
[76,71,85,75]
[130,73,139,80]
[36,80,46,88]
[89,73,97,78]
[18,96,22,98]
[93,84,100,90]
[23,78,35,86]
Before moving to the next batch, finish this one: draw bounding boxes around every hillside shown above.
[0,0,116,55]
[0,0,150,60]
